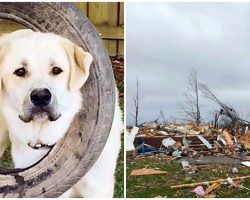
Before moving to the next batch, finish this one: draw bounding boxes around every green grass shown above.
[113,72,124,198]
[0,143,14,169]
[126,156,250,198]
[114,134,124,198]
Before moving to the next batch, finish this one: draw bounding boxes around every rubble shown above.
[241,161,250,167]
[170,175,250,189]
[127,123,250,159]
[127,123,250,197]
[192,186,205,197]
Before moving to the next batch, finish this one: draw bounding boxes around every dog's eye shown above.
[51,67,63,75]
[13,67,26,77]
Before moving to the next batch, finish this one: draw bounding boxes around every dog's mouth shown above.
[19,107,61,123]
[28,142,55,150]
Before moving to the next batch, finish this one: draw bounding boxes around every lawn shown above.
[112,56,124,198]
[126,156,250,198]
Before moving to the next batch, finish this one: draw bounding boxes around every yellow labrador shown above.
[0,29,123,197]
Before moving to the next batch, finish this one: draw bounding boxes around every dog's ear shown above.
[62,40,93,91]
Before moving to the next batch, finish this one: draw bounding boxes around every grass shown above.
[114,134,124,198]
[126,156,250,198]
[0,143,14,169]
[113,69,124,198]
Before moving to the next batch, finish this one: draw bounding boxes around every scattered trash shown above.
[193,186,205,197]
[204,194,216,198]
[130,168,168,176]
[182,161,191,169]
[126,126,139,151]
[227,177,234,184]
[232,167,239,173]
[170,175,250,189]
[223,131,234,146]
[127,122,250,197]
[227,177,250,191]
[245,126,248,135]
[182,136,189,148]
[197,135,213,149]
[204,182,221,195]
[217,135,227,145]
[241,161,250,167]
[172,150,182,158]
[162,138,176,148]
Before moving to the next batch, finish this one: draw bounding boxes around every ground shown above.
[112,56,124,198]
[126,156,250,198]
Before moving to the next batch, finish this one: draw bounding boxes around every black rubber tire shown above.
[0,2,115,197]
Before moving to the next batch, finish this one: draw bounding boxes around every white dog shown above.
[0,29,123,197]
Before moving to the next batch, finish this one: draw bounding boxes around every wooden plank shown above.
[117,3,124,57]
[130,169,168,176]
[119,2,124,25]
[197,135,213,149]
[0,3,124,57]
[103,40,117,57]
[95,25,123,40]
[88,3,119,56]
[171,176,250,189]
[0,19,24,35]
[118,40,124,57]
[89,3,117,25]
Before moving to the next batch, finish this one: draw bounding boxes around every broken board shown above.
[197,135,213,149]
[130,168,168,176]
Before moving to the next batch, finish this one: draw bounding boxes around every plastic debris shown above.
[232,167,239,173]
[162,138,176,148]
[182,161,191,169]
[192,186,205,197]
[126,126,139,151]
[241,161,250,167]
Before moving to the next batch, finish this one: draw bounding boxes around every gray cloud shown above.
[126,3,250,125]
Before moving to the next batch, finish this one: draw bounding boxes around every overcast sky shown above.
[126,3,250,125]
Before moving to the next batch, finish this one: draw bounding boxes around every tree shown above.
[131,77,139,126]
[153,108,167,125]
[199,83,250,128]
[178,69,201,125]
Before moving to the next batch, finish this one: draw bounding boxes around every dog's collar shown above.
[28,142,54,150]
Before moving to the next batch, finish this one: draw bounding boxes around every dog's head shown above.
[0,29,92,124]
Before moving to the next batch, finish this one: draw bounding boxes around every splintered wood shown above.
[170,176,250,189]
[130,168,168,176]
[205,182,221,195]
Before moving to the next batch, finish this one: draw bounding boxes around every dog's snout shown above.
[30,88,52,107]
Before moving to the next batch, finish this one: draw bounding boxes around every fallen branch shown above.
[171,176,250,189]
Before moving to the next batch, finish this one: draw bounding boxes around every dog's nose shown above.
[30,88,52,107]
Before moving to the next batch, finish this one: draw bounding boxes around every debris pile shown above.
[127,123,250,197]
[127,124,250,159]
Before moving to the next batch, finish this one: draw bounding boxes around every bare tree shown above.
[154,108,167,125]
[178,70,201,125]
[210,109,224,128]
[199,83,250,128]
[131,77,139,126]
[159,108,167,125]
